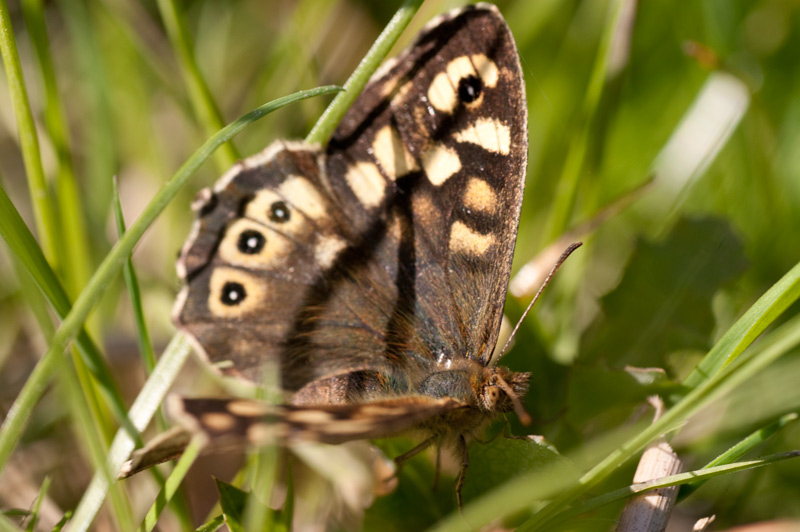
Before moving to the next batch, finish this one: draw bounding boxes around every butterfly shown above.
[126,2,531,508]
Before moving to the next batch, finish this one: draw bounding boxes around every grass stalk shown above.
[305,0,424,145]
[0,0,60,264]
[155,0,239,172]
[543,0,627,244]
[138,437,204,532]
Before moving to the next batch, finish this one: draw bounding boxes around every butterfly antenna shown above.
[499,242,583,357]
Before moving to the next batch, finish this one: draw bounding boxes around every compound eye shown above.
[484,386,501,405]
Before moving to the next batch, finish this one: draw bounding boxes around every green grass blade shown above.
[305,0,423,145]
[0,85,340,476]
[112,178,157,374]
[700,413,799,469]
[0,513,22,532]
[24,476,49,532]
[138,437,203,532]
[69,333,193,532]
[156,0,239,171]
[541,451,800,527]
[543,0,628,243]
[193,516,224,532]
[59,356,135,531]
[0,0,60,264]
[2,233,131,528]
[18,5,123,505]
[112,177,194,528]
[521,300,800,529]
[679,412,799,499]
[20,0,92,300]
[51,512,71,532]
[0,181,139,440]
[57,0,117,228]
[0,183,74,320]
[683,260,800,388]
[431,259,800,531]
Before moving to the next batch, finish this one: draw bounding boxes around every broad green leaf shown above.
[581,217,747,367]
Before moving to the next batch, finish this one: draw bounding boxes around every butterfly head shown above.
[479,367,531,425]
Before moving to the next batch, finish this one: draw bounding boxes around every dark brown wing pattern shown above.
[127,6,531,501]
[173,4,527,397]
[323,4,528,370]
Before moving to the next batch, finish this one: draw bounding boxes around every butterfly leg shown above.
[393,435,437,467]
[454,434,469,510]
[501,415,532,442]
[470,416,510,445]
[390,436,438,491]
[431,443,442,492]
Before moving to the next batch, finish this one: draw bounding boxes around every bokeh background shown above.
[1,0,800,530]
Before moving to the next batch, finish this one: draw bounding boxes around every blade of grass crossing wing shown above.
[0,86,340,476]
[305,0,423,144]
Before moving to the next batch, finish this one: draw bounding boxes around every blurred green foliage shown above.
[1,0,799,530]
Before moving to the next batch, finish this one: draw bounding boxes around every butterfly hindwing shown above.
[119,392,469,478]
[173,396,468,446]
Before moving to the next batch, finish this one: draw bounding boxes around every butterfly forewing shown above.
[323,4,527,368]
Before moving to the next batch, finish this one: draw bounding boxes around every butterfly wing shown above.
[173,396,468,446]
[174,144,363,383]
[310,4,528,372]
[173,4,527,395]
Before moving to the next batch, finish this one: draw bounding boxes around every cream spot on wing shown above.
[244,189,304,236]
[471,53,499,88]
[315,237,347,269]
[372,125,418,180]
[449,221,494,256]
[354,405,403,417]
[191,187,214,213]
[218,219,292,269]
[322,418,376,435]
[454,118,511,154]
[387,211,403,242]
[227,400,272,417]
[201,412,236,432]
[345,161,387,208]
[278,175,328,220]
[208,268,266,318]
[381,77,413,103]
[421,144,461,186]
[427,54,500,114]
[287,429,320,442]
[247,423,285,444]
[287,409,335,425]
[412,193,443,227]
[428,72,458,114]
[463,177,498,213]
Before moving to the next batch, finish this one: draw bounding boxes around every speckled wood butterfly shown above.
[128,3,530,506]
